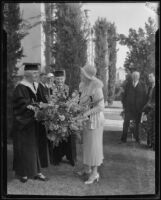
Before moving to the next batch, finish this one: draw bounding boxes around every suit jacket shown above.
[122,81,147,115]
[37,82,48,103]
[143,86,155,114]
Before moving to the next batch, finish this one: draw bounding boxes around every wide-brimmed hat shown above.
[80,64,97,80]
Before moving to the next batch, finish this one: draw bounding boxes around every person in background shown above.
[11,63,48,183]
[142,72,155,150]
[120,71,147,144]
[37,72,50,168]
[115,69,132,104]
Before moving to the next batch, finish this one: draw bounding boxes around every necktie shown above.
[33,83,36,90]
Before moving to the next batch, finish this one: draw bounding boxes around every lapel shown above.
[39,82,46,88]
[38,82,48,100]
[39,82,47,92]
[135,82,139,89]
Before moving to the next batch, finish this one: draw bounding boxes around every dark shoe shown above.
[69,160,75,166]
[119,140,126,144]
[135,139,140,144]
[20,176,28,183]
[53,161,60,166]
[34,174,49,181]
[15,173,20,179]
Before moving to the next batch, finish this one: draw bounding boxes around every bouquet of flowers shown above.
[33,89,87,146]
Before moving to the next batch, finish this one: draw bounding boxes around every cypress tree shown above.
[50,3,87,94]
[3,3,28,138]
[94,18,108,102]
[94,18,117,104]
[107,22,117,105]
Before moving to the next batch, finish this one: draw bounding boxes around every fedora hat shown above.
[81,64,97,80]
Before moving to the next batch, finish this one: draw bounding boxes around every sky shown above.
[82,2,159,69]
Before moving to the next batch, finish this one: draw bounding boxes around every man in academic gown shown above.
[49,69,77,166]
[36,73,50,168]
[12,63,48,183]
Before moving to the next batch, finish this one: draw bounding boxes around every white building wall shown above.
[18,3,46,74]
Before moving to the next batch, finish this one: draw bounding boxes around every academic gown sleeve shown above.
[12,84,35,130]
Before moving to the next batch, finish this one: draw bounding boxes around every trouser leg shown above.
[134,114,141,142]
[121,113,130,142]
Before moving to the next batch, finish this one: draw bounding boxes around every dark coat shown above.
[37,82,48,103]
[36,83,50,167]
[122,81,147,117]
[143,86,155,114]
[12,84,41,178]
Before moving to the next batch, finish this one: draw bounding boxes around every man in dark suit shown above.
[142,72,155,149]
[37,73,50,168]
[120,71,147,143]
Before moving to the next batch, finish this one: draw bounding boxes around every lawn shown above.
[7,130,155,196]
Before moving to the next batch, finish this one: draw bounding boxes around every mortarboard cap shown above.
[23,63,40,71]
[54,70,65,77]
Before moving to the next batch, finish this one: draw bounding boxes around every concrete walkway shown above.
[104,106,123,131]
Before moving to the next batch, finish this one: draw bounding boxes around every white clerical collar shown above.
[20,79,38,94]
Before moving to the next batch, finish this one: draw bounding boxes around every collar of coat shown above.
[39,82,46,88]
[133,81,139,88]
[20,79,38,94]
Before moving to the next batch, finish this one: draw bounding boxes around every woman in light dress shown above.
[78,64,105,184]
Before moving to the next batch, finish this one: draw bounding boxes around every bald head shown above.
[132,71,140,83]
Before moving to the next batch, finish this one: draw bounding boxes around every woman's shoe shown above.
[84,173,100,185]
[20,176,28,183]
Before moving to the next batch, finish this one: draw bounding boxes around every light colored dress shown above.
[79,78,105,166]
